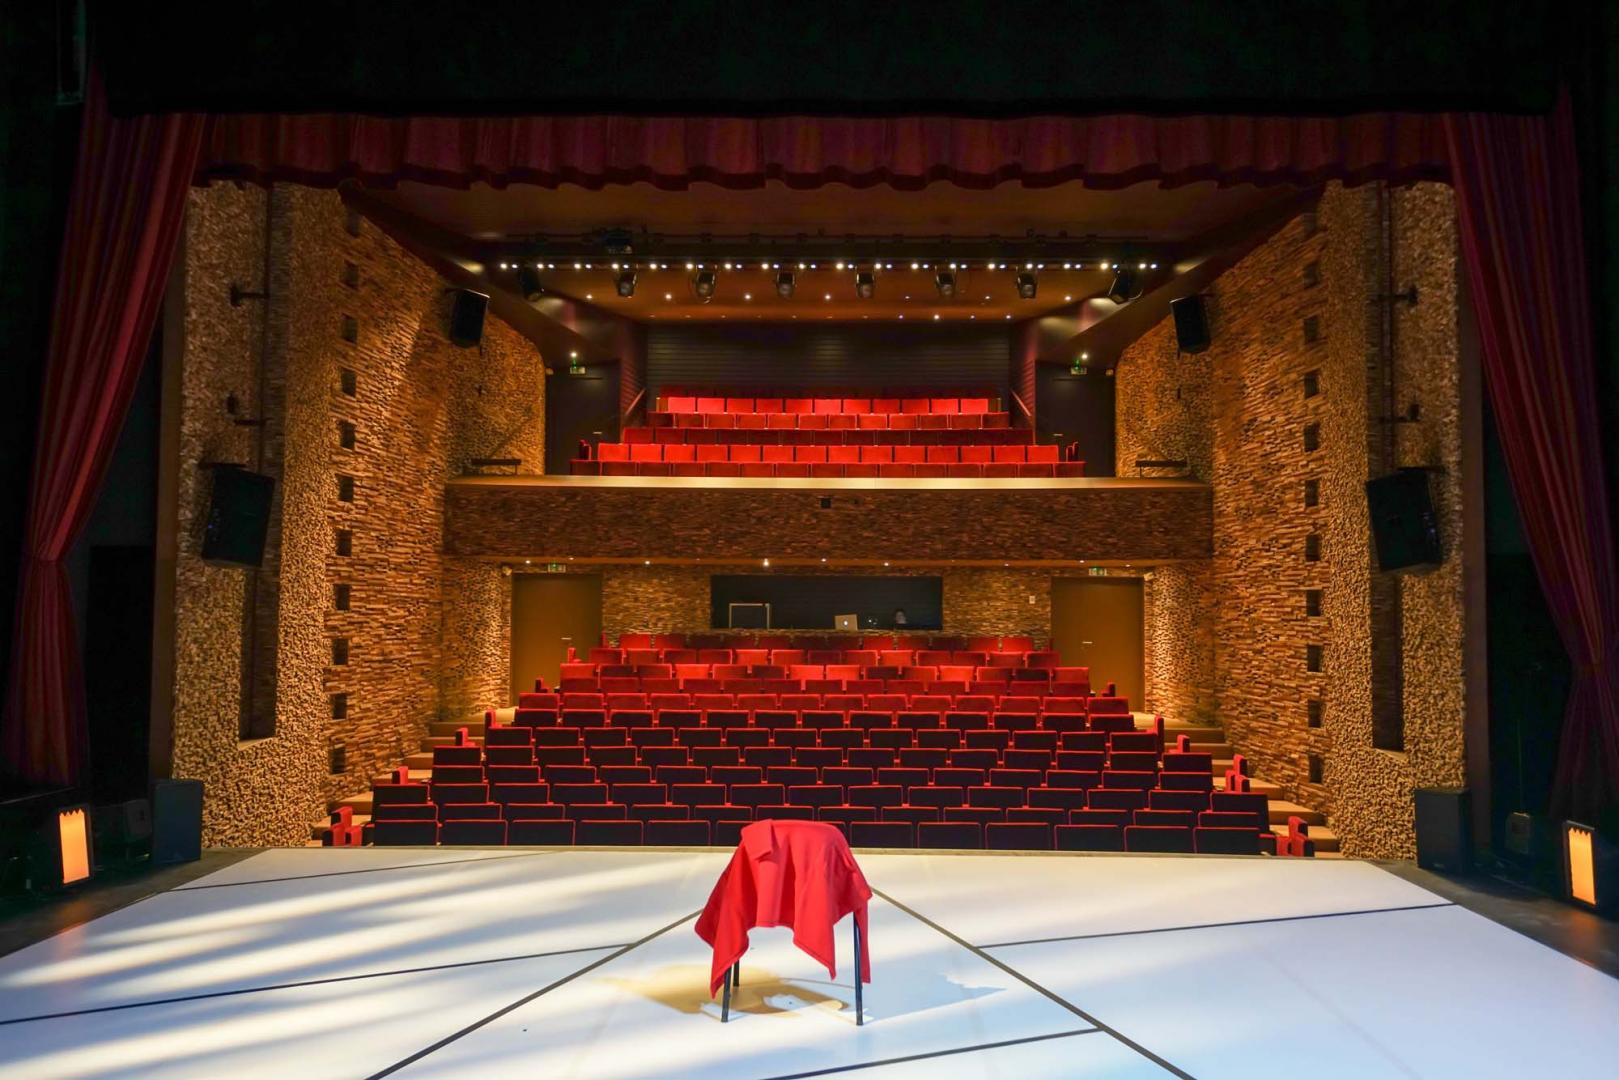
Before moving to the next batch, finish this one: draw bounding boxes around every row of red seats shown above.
[575,461,1079,478]
[649,412,1011,432]
[623,427,1034,447]
[569,653,1064,672]
[610,633,1040,650]
[408,771,1227,808]
[598,443,1062,466]
[557,680,1095,699]
[521,691,1125,712]
[584,648,1067,668]
[664,396,994,416]
[368,817,1272,855]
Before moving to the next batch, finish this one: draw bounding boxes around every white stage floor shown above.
[1,849,1616,1079]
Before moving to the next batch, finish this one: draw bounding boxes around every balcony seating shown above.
[573,390,1083,477]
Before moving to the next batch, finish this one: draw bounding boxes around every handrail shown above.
[622,386,647,425]
[1009,390,1033,420]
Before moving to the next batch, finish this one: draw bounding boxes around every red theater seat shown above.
[1055,824,1125,851]
[1124,825,1195,853]
[508,819,575,844]
[647,820,711,845]
[850,821,915,847]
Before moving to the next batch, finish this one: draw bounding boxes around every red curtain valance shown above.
[196,111,1451,191]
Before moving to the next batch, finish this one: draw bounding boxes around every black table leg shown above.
[853,920,864,1026]
[721,962,731,1022]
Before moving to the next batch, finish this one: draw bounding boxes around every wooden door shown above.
[545,363,620,473]
[512,573,602,696]
[1050,576,1144,708]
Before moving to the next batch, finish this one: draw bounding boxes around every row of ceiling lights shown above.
[501,262,1152,304]
[496,259,1160,272]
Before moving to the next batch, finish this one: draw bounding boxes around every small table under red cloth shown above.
[695,820,872,1022]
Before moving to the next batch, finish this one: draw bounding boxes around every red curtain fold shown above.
[1,73,206,786]
[196,111,1450,191]
[1445,94,1619,825]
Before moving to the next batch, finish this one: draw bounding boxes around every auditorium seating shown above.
[357,636,1292,856]
[573,392,1085,477]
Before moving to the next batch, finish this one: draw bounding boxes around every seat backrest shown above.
[960,445,992,463]
[930,397,960,414]
[901,398,930,414]
[726,397,753,413]
[796,445,828,463]
[664,444,696,462]
[597,443,630,462]
[859,445,893,463]
[813,398,842,415]
[992,445,1024,462]
[666,396,698,413]
[1028,444,1059,464]
[763,445,794,463]
[894,446,926,464]
[731,445,762,462]
[926,446,958,463]
[697,397,726,413]
[697,444,729,462]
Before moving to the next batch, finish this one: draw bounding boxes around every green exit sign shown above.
[1088,566,1110,576]
[546,562,567,573]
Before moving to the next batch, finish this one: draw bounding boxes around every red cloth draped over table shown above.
[696,820,872,997]
[1,72,206,786]
[196,111,1450,191]
[1446,93,1619,825]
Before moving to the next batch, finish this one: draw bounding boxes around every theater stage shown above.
[1,850,1616,1079]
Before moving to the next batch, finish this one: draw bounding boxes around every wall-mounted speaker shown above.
[1366,467,1442,571]
[1170,295,1210,354]
[201,465,274,567]
[449,289,489,347]
[151,779,203,866]
[1414,787,1473,874]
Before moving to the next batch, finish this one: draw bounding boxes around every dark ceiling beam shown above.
[340,186,634,366]
[1034,190,1321,368]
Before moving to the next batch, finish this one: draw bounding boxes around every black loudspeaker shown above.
[201,465,273,567]
[151,779,204,865]
[449,289,489,347]
[1366,467,1442,571]
[1414,787,1473,874]
[1170,295,1211,354]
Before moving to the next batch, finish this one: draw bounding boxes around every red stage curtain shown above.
[1,74,206,786]
[197,111,1450,191]
[1446,94,1619,825]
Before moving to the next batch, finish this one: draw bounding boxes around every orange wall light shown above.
[57,807,92,886]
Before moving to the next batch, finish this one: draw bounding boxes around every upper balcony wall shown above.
[444,476,1211,563]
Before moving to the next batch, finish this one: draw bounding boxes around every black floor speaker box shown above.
[1414,787,1472,874]
[152,779,204,865]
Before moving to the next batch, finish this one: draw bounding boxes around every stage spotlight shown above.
[1015,272,1038,300]
[615,270,637,298]
[775,270,796,298]
[855,270,876,299]
[1107,265,1141,303]
[934,270,956,299]
[693,270,717,301]
[516,265,543,301]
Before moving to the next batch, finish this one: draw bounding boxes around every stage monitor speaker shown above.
[450,289,489,347]
[1169,295,1210,354]
[1414,787,1472,874]
[201,465,274,567]
[151,779,204,865]
[1366,467,1442,571]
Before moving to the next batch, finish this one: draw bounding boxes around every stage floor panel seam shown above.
[0,942,632,1028]
[171,849,559,891]
[756,1027,1107,1079]
[366,908,704,1079]
[869,886,1194,1079]
[977,900,1459,949]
